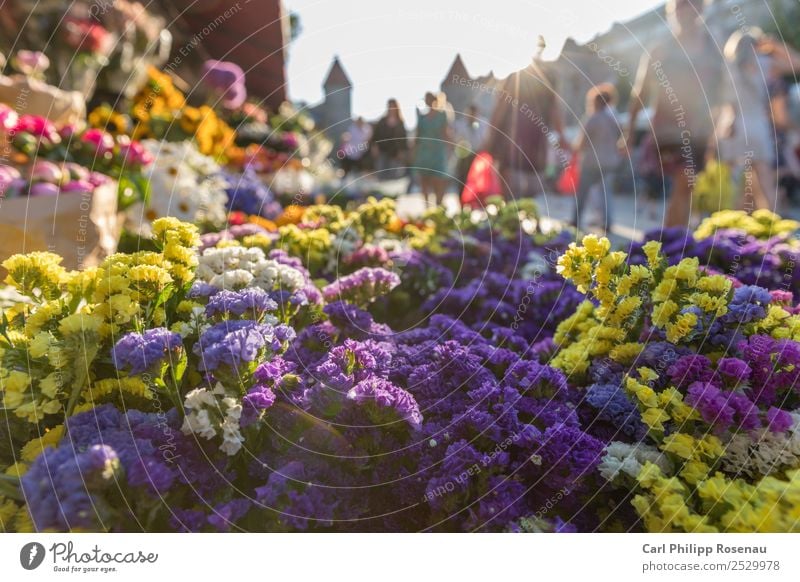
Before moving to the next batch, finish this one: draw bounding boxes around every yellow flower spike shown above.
[652,279,678,303]
[642,240,663,268]
[680,460,711,485]
[58,313,102,336]
[582,234,611,260]
[28,332,54,359]
[22,427,65,456]
[1,370,31,394]
[665,312,698,343]
[698,435,724,459]
[609,342,643,363]
[652,300,679,327]
[637,367,659,384]
[661,433,698,460]
[696,473,729,504]
[636,461,666,488]
[641,407,670,432]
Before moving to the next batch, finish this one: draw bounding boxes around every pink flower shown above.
[28,160,63,184]
[81,128,115,156]
[87,172,111,186]
[61,180,95,194]
[58,124,79,141]
[118,140,153,167]
[13,115,59,142]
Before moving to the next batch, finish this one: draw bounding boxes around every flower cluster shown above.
[7,203,800,534]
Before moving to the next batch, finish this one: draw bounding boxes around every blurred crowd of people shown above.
[334,0,800,232]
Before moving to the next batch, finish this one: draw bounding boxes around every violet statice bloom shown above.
[322,267,400,306]
[667,355,715,390]
[112,328,183,374]
[767,407,794,433]
[722,285,772,324]
[188,281,220,298]
[685,382,761,432]
[194,320,295,372]
[22,404,227,531]
[208,499,252,531]
[21,444,120,531]
[205,287,278,318]
[313,339,392,390]
[738,335,800,406]
[241,383,277,427]
[346,376,422,428]
[223,168,282,218]
[345,245,392,270]
[584,383,646,440]
[715,357,752,388]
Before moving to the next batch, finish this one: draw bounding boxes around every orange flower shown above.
[276,205,305,226]
[248,216,278,232]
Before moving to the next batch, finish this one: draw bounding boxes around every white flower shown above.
[210,270,254,290]
[126,140,228,230]
[181,409,217,440]
[184,387,216,410]
[598,441,672,482]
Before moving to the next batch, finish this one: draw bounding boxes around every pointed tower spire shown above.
[443,53,470,83]
[323,56,352,90]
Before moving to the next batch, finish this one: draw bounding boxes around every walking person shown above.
[485,56,566,199]
[339,117,372,175]
[413,92,452,206]
[573,84,622,235]
[718,30,800,212]
[452,104,488,191]
[627,0,724,228]
[370,98,408,180]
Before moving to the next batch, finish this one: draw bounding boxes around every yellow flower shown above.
[58,312,102,336]
[609,342,643,363]
[673,258,699,284]
[666,312,697,343]
[21,425,65,462]
[642,407,670,432]
[680,460,711,485]
[652,279,678,303]
[39,373,63,398]
[642,240,662,268]
[2,370,31,393]
[661,433,697,460]
[28,332,54,358]
[582,235,611,260]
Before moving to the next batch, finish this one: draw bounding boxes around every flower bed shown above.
[2,202,800,532]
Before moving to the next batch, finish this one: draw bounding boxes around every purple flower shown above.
[716,357,752,387]
[112,328,183,374]
[205,287,277,318]
[21,444,120,531]
[322,268,400,306]
[207,499,251,531]
[194,320,295,372]
[241,383,277,427]
[347,376,422,428]
[767,407,793,433]
[723,285,772,324]
[668,355,714,390]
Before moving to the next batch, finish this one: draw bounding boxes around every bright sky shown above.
[284,0,664,123]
